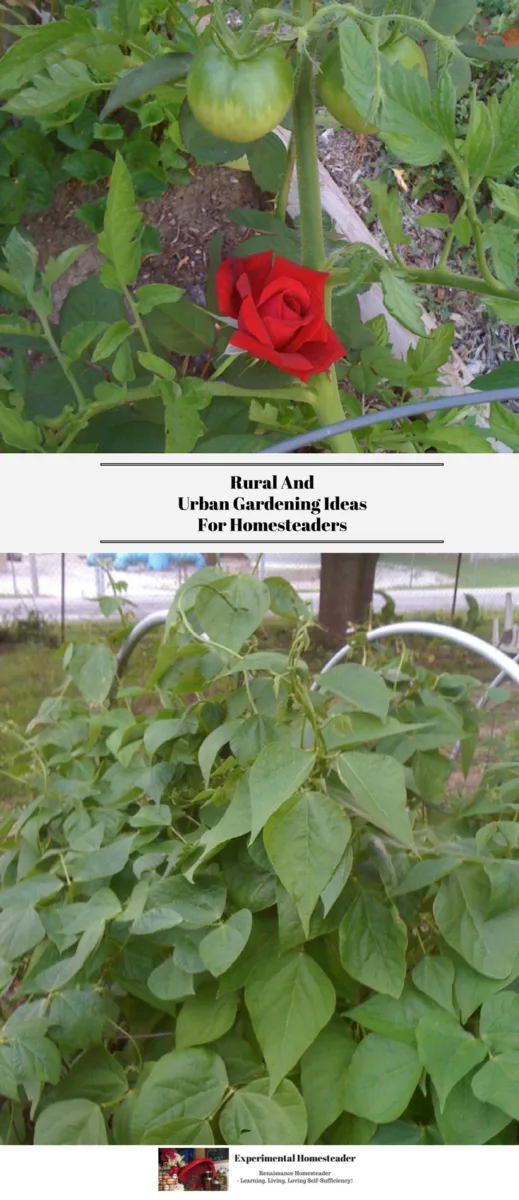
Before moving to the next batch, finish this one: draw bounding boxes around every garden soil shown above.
[23,129,514,390]
[24,165,264,317]
[318,125,516,388]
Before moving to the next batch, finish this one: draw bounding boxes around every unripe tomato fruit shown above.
[186,44,294,144]
[318,36,428,135]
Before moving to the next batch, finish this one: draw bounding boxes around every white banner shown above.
[1,452,516,552]
[0,1143,508,1199]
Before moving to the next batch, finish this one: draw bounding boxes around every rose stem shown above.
[291,0,357,453]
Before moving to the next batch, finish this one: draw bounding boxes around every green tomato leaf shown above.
[0,400,42,451]
[380,267,426,337]
[247,133,288,194]
[380,61,447,167]
[101,53,192,120]
[245,953,336,1094]
[5,61,97,120]
[98,152,142,291]
[337,18,377,123]
[366,178,410,247]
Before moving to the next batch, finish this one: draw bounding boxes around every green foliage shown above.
[2,567,519,1145]
[0,0,517,451]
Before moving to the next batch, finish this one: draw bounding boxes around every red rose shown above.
[215,250,345,384]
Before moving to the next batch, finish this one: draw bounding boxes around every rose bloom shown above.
[215,250,345,383]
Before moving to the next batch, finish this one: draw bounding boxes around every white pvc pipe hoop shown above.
[311,622,519,689]
[117,614,519,693]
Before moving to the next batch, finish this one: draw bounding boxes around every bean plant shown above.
[1,568,519,1145]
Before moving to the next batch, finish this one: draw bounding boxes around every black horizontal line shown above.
[100,540,445,545]
[100,462,444,468]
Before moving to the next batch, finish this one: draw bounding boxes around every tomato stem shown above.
[291,4,357,452]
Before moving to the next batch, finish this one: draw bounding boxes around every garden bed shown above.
[318,126,516,391]
[24,166,264,316]
[1,0,519,454]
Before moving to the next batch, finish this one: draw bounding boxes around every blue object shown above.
[87,552,205,571]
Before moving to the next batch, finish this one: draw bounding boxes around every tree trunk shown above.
[318,554,378,643]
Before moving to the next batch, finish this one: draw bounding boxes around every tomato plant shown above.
[318,34,428,135]
[186,44,294,143]
[1,0,519,452]
[1,568,519,1145]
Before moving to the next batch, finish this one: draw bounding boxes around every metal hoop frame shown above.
[116,613,519,691]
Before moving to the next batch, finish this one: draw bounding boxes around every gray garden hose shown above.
[261,387,519,453]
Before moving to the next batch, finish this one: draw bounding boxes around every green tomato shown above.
[186,44,294,144]
[318,36,428,135]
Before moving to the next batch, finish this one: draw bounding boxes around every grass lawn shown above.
[0,621,163,811]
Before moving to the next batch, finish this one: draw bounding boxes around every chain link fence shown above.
[1,553,519,637]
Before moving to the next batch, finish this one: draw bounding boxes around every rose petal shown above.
[215,251,273,317]
[238,293,272,347]
[215,258,241,318]
[234,251,273,302]
[262,314,303,351]
[259,276,311,315]
[230,330,316,382]
[269,256,329,300]
[290,308,330,350]
[298,326,346,373]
